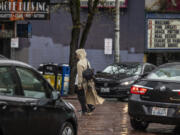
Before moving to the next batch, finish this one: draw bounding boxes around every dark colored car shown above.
[128,62,180,131]
[0,59,77,135]
[94,62,156,99]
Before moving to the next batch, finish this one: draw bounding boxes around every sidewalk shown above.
[65,99,176,135]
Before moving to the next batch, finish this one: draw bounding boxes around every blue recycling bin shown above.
[61,65,70,96]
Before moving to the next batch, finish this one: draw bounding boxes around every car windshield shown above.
[146,65,180,82]
[102,64,142,75]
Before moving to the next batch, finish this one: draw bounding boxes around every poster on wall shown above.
[104,38,112,55]
[145,0,180,12]
[11,38,19,48]
[80,0,128,8]
[147,19,180,49]
[0,0,50,20]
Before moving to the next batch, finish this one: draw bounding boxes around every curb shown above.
[62,95,78,100]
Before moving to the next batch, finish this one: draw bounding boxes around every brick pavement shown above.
[63,96,177,135]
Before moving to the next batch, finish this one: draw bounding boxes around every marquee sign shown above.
[80,0,128,8]
[0,0,50,20]
[147,19,180,49]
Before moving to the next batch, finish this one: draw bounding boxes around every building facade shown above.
[11,0,146,71]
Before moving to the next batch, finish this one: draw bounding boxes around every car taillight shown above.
[178,92,180,95]
[130,86,148,95]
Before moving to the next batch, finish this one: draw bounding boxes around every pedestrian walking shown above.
[75,49,105,116]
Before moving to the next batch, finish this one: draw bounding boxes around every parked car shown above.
[129,62,180,131]
[0,59,77,135]
[94,62,156,100]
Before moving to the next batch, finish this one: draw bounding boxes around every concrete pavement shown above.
[63,96,179,135]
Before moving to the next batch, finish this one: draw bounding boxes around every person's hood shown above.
[76,49,87,60]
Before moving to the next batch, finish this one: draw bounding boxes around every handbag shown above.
[82,60,94,81]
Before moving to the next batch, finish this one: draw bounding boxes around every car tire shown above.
[174,125,180,133]
[59,122,74,135]
[130,118,149,131]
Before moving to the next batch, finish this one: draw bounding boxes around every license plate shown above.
[101,88,110,93]
[152,107,168,116]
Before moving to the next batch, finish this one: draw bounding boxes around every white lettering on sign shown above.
[0,2,48,12]
[147,19,180,49]
[80,0,126,8]
[0,0,49,20]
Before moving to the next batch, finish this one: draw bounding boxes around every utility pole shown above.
[114,0,120,63]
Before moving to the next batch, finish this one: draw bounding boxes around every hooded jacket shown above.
[76,49,104,105]
[76,49,90,89]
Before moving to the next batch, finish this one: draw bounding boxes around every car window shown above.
[16,67,47,99]
[103,64,142,75]
[144,65,154,73]
[0,67,16,96]
[146,65,180,82]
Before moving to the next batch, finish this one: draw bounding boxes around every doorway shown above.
[0,38,11,58]
[146,52,180,66]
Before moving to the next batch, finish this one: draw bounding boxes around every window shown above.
[0,67,16,96]
[16,67,47,99]
[146,65,180,82]
[103,64,142,75]
[144,65,154,73]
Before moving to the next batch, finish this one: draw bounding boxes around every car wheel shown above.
[59,122,74,135]
[130,118,149,131]
[174,125,180,133]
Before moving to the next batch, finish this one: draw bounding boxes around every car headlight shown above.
[121,80,135,86]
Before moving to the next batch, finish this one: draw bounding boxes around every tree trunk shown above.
[68,0,99,94]
[79,0,99,48]
[68,0,80,94]
[69,28,80,94]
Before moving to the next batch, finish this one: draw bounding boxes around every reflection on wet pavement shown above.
[67,99,180,135]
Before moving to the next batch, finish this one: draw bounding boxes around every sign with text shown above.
[147,19,180,49]
[11,38,19,48]
[0,0,50,20]
[80,0,127,8]
[145,0,180,13]
[104,38,112,54]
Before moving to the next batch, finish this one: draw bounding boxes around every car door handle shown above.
[0,101,8,110]
[30,102,38,111]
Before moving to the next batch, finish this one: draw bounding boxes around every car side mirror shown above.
[52,91,60,101]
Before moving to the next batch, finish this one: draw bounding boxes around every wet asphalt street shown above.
[65,98,180,135]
